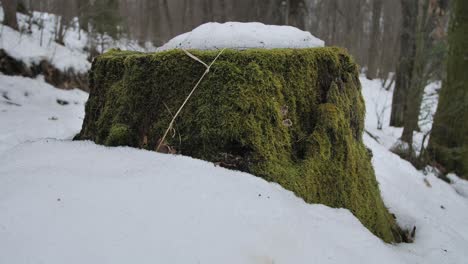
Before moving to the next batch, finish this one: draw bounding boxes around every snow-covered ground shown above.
[361,77,440,154]
[0,74,87,154]
[158,22,324,51]
[1,73,467,263]
[0,8,156,73]
[0,9,90,73]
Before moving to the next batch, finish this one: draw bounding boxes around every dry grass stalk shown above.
[156,48,226,152]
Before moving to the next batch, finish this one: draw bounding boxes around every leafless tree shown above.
[1,0,19,30]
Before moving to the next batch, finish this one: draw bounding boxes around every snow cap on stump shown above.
[157,22,325,51]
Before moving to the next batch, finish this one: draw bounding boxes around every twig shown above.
[156,48,226,152]
[162,102,176,137]
[2,100,22,107]
[418,130,431,160]
[162,102,182,148]
[365,129,380,143]
[182,49,209,68]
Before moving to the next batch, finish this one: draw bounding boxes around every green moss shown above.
[105,123,133,146]
[77,47,402,242]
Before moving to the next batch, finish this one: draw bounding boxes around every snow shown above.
[365,135,468,263]
[0,24,91,73]
[360,76,468,263]
[0,139,405,264]
[0,10,91,73]
[0,9,156,73]
[0,74,88,154]
[448,174,468,198]
[157,22,324,51]
[1,73,467,263]
[361,76,441,153]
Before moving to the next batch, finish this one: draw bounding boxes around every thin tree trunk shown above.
[283,0,290,25]
[56,16,69,45]
[161,0,173,36]
[401,0,428,146]
[330,0,338,44]
[379,0,400,79]
[390,0,417,127]
[289,0,306,29]
[366,0,382,80]
[2,0,19,30]
[401,0,445,147]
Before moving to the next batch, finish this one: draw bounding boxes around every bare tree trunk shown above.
[379,0,401,79]
[56,15,70,45]
[2,0,19,30]
[366,0,382,80]
[288,0,306,29]
[281,0,290,25]
[330,0,338,45]
[182,0,191,31]
[163,0,173,30]
[77,0,90,32]
[390,0,417,127]
[401,0,449,148]
[401,0,427,146]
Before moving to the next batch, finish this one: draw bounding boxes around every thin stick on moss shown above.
[163,102,182,147]
[156,48,226,152]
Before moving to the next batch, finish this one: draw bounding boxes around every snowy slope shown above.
[0,8,156,73]
[0,140,404,264]
[365,135,468,263]
[0,74,87,154]
[158,22,324,51]
[361,77,468,263]
[1,73,468,263]
[0,22,91,73]
[361,77,440,153]
[0,9,91,73]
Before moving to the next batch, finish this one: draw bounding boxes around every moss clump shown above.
[77,47,402,242]
[105,123,133,146]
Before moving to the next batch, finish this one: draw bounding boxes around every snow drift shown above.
[158,22,324,51]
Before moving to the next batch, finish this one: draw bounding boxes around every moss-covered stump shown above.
[77,47,402,242]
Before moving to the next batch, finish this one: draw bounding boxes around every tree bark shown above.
[401,0,447,147]
[390,0,417,127]
[330,0,338,45]
[56,16,69,45]
[379,0,401,79]
[428,0,468,178]
[366,0,382,80]
[2,0,19,30]
[288,0,306,29]
[76,0,90,32]
[401,0,428,146]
